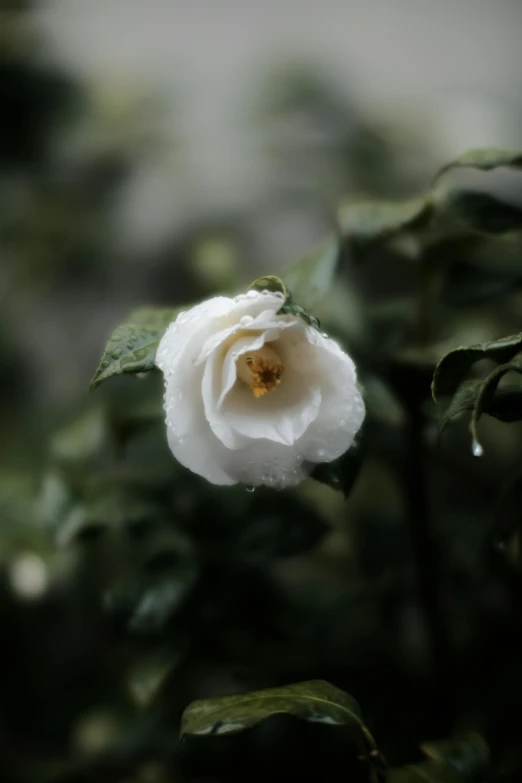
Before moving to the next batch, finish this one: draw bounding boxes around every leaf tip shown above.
[89,372,102,392]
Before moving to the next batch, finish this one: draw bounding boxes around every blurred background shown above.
[2,1,522,781]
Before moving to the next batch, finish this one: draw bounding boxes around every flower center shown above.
[236,344,285,398]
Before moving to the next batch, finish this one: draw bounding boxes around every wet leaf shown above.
[436,379,522,441]
[338,147,522,265]
[469,354,522,453]
[248,275,287,298]
[432,332,522,401]
[181,680,365,737]
[338,197,431,259]
[180,681,385,782]
[249,273,322,327]
[90,306,177,390]
[434,146,522,184]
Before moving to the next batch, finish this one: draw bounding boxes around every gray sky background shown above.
[37,0,522,219]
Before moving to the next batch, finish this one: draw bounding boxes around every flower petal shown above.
[166,418,236,486]
[156,296,233,375]
[222,367,321,446]
[300,329,365,464]
[220,439,309,488]
[201,347,248,450]
[195,297,290,366]
[217,328,281,407]
[156,289,365,489]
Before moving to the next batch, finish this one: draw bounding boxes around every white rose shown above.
[155,289,365,488]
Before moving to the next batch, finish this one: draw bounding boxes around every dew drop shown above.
[245,485,255,493]
[472,440,484,458]
[246,290,258,299]
[111,348,122,359]
[240,315,253,326]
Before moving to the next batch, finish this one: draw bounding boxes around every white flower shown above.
[155,289,365,488]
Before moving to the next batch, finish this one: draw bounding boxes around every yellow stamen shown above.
[236,345,284,398]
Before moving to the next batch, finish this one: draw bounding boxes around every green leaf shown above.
[434,146,522,184]
[90,306,177,391]
[469,355,522,454]
[181,681,385,782]
[338,147,522,265]
[250,270,322,328]
[439,378,522,437]
[281,235,340,308]
[338,197,431,259]
[432,332,522,402]
[248,275,287,298]
[311,430,365,497]
[389,733,490,783]
[181,679,367,737]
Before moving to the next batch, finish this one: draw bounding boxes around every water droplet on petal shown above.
[246,290,258,299]
[240,315,253,326]
[472,439,484,457]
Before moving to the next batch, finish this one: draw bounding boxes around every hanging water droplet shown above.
[472,439,484,458]
[245,485,255,493]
